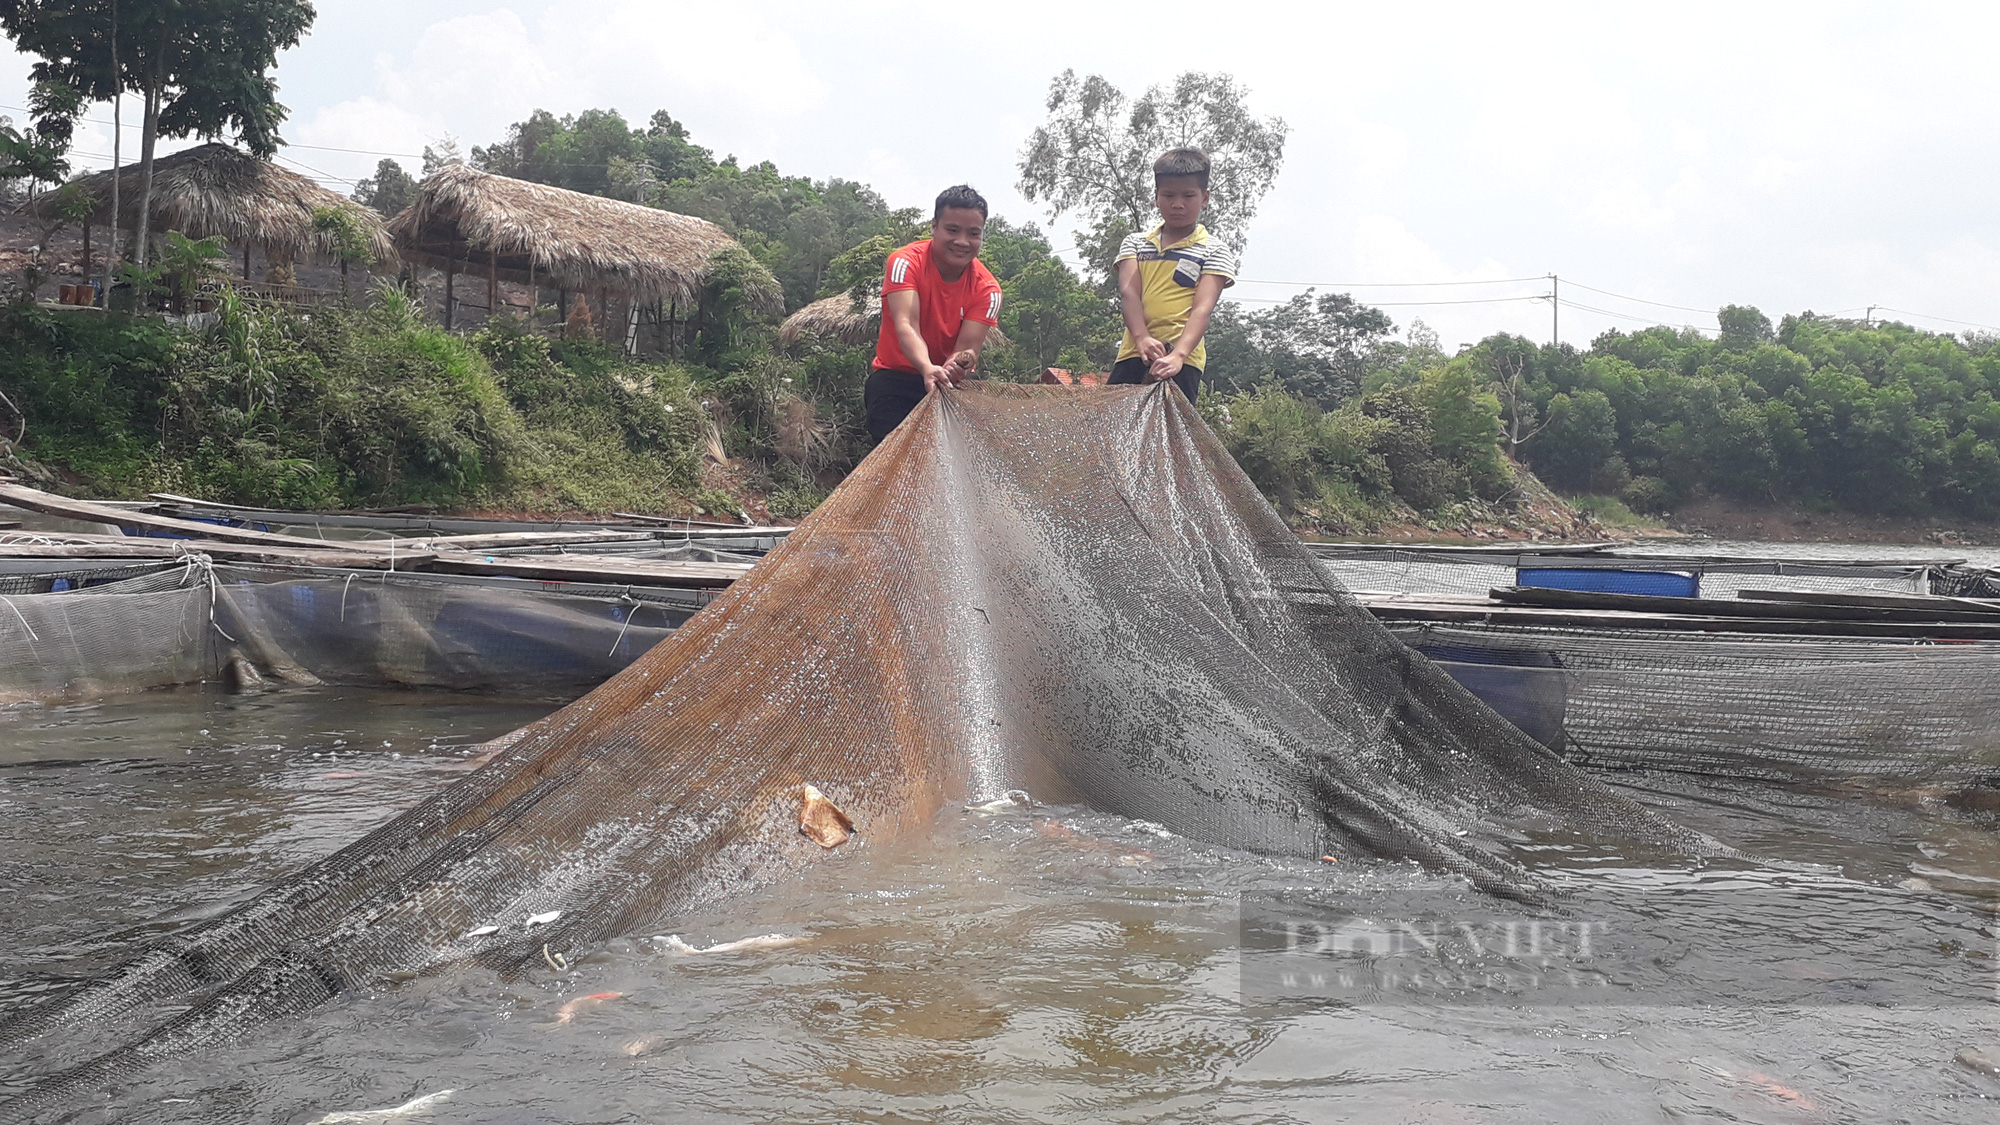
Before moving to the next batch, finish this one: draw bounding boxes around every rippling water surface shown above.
[4,683,1998,1125]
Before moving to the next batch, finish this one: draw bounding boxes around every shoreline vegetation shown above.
[4,103,1995,544]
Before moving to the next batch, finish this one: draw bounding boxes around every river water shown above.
[3,541,1999,1123]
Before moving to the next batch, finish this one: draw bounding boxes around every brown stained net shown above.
[0,383,1722,1120]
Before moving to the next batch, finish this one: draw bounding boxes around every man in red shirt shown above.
[866,185,1004,444]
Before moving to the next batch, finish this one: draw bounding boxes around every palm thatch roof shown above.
[779,292,881,346]
[22,142,395,266]
[779,290,1010,348]
[387,164,776,311]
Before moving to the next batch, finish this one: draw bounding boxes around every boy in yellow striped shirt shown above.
[1111,148,1240,401]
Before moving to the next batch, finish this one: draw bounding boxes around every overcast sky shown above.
[8,0,1998,349]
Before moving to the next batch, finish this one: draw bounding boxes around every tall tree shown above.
[352,157,415,216]
[0,0,316,266]
[1017,70,1287,283]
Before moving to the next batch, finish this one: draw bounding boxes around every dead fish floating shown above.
[1957,1045,2000,1079]
[657,933,807,955]
[306,1088,455,1123]
[964,789,1034,814]
[795,784,854,848]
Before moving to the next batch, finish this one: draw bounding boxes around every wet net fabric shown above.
[1392,621,2000,784]
[0,562,218,702]
[0,384,1712,1120]
[0,562,705,702]
[212,566,700,694]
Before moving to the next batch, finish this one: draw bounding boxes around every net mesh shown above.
[0,562,217,701]
[213,566,703,694]
[1393,621,2000,784]
[0,384,1714,1118]
[0,562,709,703]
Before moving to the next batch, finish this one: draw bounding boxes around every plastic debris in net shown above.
[0,383,1721,1120]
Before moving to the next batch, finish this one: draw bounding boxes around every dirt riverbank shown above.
[1664,497,1999,547]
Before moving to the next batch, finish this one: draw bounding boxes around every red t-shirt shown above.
[872,240,1003,372]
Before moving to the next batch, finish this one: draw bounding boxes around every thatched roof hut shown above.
[388,164,775,311]
[23,142,395,266]
[779,290,1010,348]
[779,292,881,346]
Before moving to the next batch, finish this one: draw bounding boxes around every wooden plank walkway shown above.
[1,482,756,588]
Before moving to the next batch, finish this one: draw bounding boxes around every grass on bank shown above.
[1567,494,1648,528]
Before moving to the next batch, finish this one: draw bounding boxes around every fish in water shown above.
[1703,1062,1820,1112]
[657,933,807,955]
[964,789,1034,814]
[554,991,622,1026]
[1957,1046,2000,1080]
[306,1088,455,1123]
[622,1034,669,1057]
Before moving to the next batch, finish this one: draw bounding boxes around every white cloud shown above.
[547,3,826,117]
[382,10,562,112]
[1747,155,1805,195]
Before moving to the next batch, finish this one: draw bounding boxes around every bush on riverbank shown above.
[0,292,710,513]
[1202,364,1531,535]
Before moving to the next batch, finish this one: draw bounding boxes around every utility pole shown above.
[101,0,120,306]
[1548,273,1559,346]
[1865,304,1876,329]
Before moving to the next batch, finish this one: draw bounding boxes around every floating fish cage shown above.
[1308,542,2000,785]
[0,484,784,703]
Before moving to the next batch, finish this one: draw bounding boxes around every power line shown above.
[1873,306,2000,334]
[271,151,357,186]
[0,103,429,161]
[1231,294,1547,308]
[1233,275,1547,288]
[1558,297,1715,336]
[1555,278,1716,315]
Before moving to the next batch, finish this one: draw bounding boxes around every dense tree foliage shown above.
[1,0,317,264]
[1503,313,2000,519]
[352,157,415,216]
[1203,291,1395,404]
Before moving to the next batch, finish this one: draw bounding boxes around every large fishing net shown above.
[0,383,1714,1120]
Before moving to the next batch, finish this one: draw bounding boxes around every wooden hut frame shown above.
[24,142,395,279]
[387,164,778,336]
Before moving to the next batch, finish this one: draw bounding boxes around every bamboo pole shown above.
[487,247,497,320]
[444,265,455,329]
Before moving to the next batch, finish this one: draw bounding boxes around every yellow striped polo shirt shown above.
[1115,223,1239,369]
